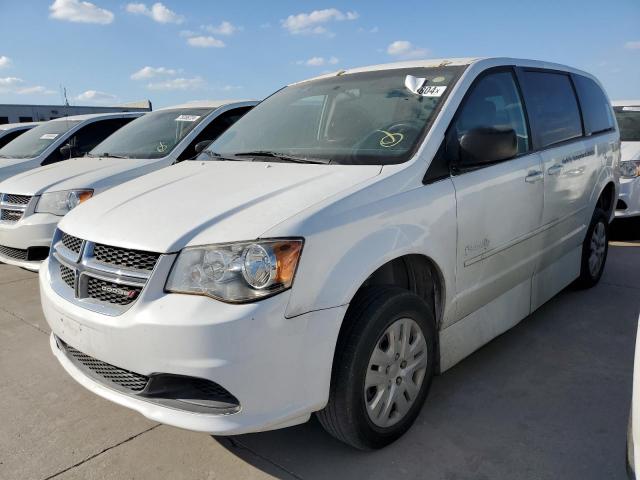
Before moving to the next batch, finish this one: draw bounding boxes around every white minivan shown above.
[0,112,142,183]
[0,101,255,270]
[0,122,41,149]
[41,58,619,449]
[613,101,640,218]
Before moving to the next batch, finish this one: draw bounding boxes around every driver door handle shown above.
[548,164,564,175]
[525,170,544,183]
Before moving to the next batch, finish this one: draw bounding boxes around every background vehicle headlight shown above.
[620,160,640,179]
[35,189,93,216]
[166,239,303,303]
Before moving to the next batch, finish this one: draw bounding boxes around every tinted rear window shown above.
[614,107,640,142]
[520,71,583,148]
[573,75,615,135]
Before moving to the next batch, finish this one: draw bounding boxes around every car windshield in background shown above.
[0,120,80,159]
[203,66,464,165]
[614,107,640,142]
[89,108,211,159]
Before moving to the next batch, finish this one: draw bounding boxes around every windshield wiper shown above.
[197,150,241,161]
[232,151,330,164]
[91,152,129,159]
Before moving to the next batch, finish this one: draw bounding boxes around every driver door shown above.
[450,69,544,325]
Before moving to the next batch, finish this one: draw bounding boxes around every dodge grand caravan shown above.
[41,58,619,449]
[0,101,255,270]
[613,101,640,218]
[0,112,142,182]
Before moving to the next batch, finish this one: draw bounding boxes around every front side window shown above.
[574,75,615,135]
[451,70,530,164]
[614,107,640,142]
[0,119,80,159]
[204,66,464,165]
[90,109,212,159]
[520,71,582,148]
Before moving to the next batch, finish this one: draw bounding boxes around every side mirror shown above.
[59,144,74,158]
[194,140,213,154]
[458,127,518,166]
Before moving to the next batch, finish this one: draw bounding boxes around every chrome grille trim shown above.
[49,229,162,315]
[0,193,33,224]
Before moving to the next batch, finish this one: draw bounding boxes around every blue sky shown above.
[0,0,638,108]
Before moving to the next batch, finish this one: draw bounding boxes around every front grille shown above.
[86,277,141,306]
[0,244,27,260]
[0,209,23,222]
[93,244,159,271]
[62,341,149,392]
[4,194,31,205]
[61,233,82,254]
[60,264,75,289]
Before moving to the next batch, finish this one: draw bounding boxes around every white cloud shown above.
[147,76,205,90]
[49,0,114,24]
[297,56,339,67]
[220,84,242,91]
[125,2,184,24]
[282,8,358,35]
[16,86,56,95]
[187,36,225,48]
[387,40,429,59]
[0,77,22,87]
[203,21,239,36]
[0,77,55,96]
[131,66,179,80]
[75,90,117,103]
[625,41,640,50]
[0,56,11,68]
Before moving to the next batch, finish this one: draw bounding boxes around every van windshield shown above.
[203,66,464,165]
[89,108,212,159]
[0,120,80,159]
[614,107,640,142]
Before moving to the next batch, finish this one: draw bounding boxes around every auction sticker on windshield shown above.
[175,115,201,122]
[40,134,59,140]
[405,75,447,97]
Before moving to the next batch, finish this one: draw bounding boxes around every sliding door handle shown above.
[525,170,544,183]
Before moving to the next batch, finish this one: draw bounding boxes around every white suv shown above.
[0,101,255,270]
[40,58,619,450]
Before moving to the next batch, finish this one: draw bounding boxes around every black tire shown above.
[317,286,436,450]
[576,207,609,288]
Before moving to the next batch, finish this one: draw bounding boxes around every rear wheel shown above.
[576,207,609,288]
[317,286,436,449]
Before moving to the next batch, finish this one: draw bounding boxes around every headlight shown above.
[620,160,640,179]
[166,239,304,303]
[35,189,93,216]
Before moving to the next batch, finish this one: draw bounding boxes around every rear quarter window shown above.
[573,75,615,135]
[520,71,583,149]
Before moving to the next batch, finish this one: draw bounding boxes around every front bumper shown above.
[40,259,347,435]
[0,212,59,270]
[616,177,640,218]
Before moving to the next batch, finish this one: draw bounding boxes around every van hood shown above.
[0,157,162,195]
[60,160,382,252]
[0,158,34,183]
[621,141,640,161]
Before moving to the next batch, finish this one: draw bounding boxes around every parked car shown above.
[613,101,640,218]
[628,314,640,479]
[0,112,143,183]
[41,57,619,449]
[0,101,256,270]
[0,122,41,149]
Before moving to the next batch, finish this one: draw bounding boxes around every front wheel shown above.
[576,207,609,288]
[317,286,436,450]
